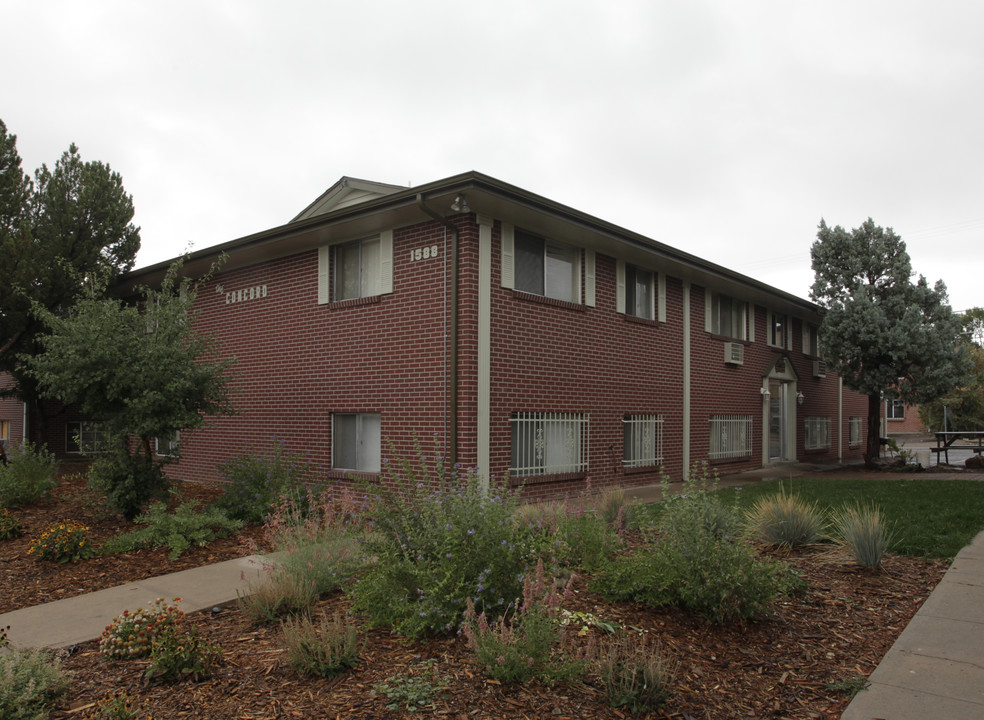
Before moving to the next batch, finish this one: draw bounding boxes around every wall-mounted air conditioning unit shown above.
[725,342,744,366]
[813,359,827,378]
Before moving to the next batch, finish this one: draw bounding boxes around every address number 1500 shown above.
[410,245,440,262]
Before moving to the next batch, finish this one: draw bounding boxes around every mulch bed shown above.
[2,469,949,719]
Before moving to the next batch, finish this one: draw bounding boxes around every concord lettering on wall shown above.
[223,285,268,305]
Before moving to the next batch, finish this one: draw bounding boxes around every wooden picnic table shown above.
[932,431,984,465]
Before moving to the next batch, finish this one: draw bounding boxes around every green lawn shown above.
[636,477,984,561]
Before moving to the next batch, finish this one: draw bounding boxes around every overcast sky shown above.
[3,0,982,312]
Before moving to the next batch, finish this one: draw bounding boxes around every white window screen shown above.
[849,417,863,447]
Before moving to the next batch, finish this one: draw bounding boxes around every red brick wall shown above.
[163,219,457,490]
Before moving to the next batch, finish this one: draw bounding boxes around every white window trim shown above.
[849,417,863,447]
[66,421,108,455]
[156,431,180,458]
[318,230,393,304]
[616,260,666,322]
[768,310,791,350]
[500,223,592,305]
[705,290,748,341]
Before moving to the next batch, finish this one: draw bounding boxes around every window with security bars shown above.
[623,414,663,468]
[849,417,863,447]
[708,415,752,459]
[510,412,588,476]
[805,417,830,450]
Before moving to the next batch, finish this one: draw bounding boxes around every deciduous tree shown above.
[810,218,968,465]
[28,261,235,518]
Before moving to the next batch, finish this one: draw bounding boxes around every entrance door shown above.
[769,379,785,461]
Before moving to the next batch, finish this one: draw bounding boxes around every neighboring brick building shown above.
[2,172,868,496]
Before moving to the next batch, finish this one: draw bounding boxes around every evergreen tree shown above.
[0,119,140,429]
[810,218,969,465]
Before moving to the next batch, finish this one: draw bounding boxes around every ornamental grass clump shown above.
[262,486,367,596]
[28,519,95,563]
[597,631,677,712]
[237,567,319,623]
[0,442,58,508]
[281,611,362,678]
[99,598,185,660]
[351,445,533,638]
[745,486,827,549]
[829,503,895,569]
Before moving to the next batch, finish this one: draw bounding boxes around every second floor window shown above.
[514,230,579,303]
[887,399,905,420]
[335,237,381,300]
[770,312,788,348]
[710,292,746,340]
[625,265,654,319]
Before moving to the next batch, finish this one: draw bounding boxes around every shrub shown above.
[0,507,23,540]
[462,559,586,684]
[553,512,622,571]
[101,499,242,560]
[830,503,894,569]
[99,598,185,660]
[144,624,221,683]
[351,449,533,638]
[597,632,676,712]
[0,648,72,720]
[214,440,307,523]
[88,444,170,520]
[592,463,799,623]
[262,487,367,596]
[28,519,95,563]
[0,442,58,508]
[281,611,362,678]
[745,487,827,549]
[237,567,319,623]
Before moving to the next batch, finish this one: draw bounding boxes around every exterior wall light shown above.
[797,392,805,405]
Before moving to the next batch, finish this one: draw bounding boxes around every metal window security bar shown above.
[510,412,589,476]
[708,415,753,459]
[805,417,830,450]
[623,414,664,467]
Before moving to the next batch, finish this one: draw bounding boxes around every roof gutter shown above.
[416,193,459,469]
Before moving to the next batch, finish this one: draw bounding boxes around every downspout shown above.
[416,194,459,469]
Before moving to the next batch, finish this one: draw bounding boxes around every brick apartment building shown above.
[2,171,868,498]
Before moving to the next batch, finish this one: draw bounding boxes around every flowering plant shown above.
[144,624,222,683]
[0,507,22,540]
[28,519,94,562]
[99,597,185,660]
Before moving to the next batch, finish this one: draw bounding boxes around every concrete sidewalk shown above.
[1,554,272,651]
[841,530,984,720]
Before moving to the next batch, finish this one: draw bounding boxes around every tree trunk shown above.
[865,392,882,467]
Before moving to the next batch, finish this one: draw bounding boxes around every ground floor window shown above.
[804,416,831,450]
[66,421,108,454]
[623,414,663,468]
[887,399,905,420]
[708,415,752,459]
[332,413,381,473]
[156,431,180,457]
[510,412,588,476]
[0,420,8,448]
[849,417,863,447]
